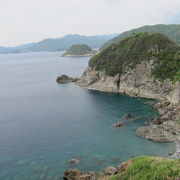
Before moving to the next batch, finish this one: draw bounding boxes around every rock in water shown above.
[56,75,78,83]
[122,114,132,119]
[112,121,124,127]
[68,158,80,164]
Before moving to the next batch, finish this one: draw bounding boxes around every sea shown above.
[0,52,175,180]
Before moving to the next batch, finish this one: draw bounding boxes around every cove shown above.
[0,52,175,180]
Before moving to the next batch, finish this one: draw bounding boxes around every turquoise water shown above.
[0,52,175,180]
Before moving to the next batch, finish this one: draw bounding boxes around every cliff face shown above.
[76,33,180,143]
[76,33,180,105]
[76,65,179,105]
[76,62,180,143]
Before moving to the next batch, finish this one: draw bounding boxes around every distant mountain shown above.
[28,34,118,52]
[101,24,180,49]
[0,34,117,54]
[0,42,36,54]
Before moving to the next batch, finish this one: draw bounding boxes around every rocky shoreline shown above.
[56,74,180,144]
[62,53,96,57]
[56,74,180,179]
[63,156,180,180]
[75,66,180,143]
[137,101,180,143]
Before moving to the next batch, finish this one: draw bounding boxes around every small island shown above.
[62,44,97,57]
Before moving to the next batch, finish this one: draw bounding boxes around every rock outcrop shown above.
[136,103,180,142]
[56,75,78,83]
[63,156,180,180]
[76,66,179,105]
[112,121,124,128]
[63,166,117,180]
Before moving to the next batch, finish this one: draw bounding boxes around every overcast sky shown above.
[0,0,180,46]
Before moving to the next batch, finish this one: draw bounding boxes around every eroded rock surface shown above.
[56,75,78,83]
[137,103,180,142]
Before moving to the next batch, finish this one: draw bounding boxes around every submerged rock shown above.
[122,114,132,119]
[68,158,80,164]
[56,75,78,83]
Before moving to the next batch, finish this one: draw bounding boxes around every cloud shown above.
[104,0,124,4]
[0,0,180,46]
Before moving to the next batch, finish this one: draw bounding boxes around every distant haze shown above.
[0,0,180,46]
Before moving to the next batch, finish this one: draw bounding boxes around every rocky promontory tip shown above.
[56,75,78,83]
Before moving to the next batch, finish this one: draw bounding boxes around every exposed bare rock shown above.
[122,114,133,119]
[103,166,117,175]
[68,158,80,164]
[76,66,180,105]
[63,169,97,180]
[56,75,78,83]
[117,160,132,173]
[112,121,124,128]
[136,120,180,142]
[76,62,180,143]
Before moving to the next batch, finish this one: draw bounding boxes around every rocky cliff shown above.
[76,33,180,105]
[76,66,179,105]
[76,33,180,143]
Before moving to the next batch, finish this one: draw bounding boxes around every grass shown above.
[109,156,180,180]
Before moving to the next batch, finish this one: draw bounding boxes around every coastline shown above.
[77,82,180,142]
[56,72,179,148]
[62,81,180,179]
[62,54,94,57]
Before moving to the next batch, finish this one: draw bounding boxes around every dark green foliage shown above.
[89,33,180,82]
[63,44,92,56]
[102,24,180,49]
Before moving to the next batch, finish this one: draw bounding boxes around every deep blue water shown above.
[0,52,175,180]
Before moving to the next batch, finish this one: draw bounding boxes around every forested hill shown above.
[89,32,180,82]
[102,24,180,49]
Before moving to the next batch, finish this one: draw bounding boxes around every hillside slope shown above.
[102,24,180,49]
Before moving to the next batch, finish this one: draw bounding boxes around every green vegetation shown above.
[63,44,93,56]
[102,24,180,49]
[109,156,180,180]
[89,33,180,82]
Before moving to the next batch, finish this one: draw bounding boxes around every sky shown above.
[0,0,180,46]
